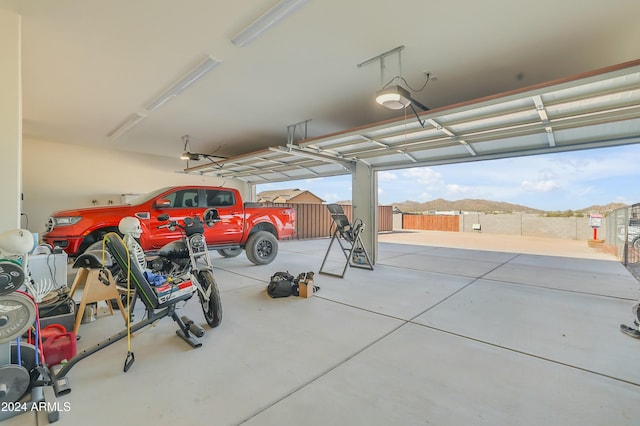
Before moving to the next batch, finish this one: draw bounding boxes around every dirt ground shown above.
[378,230,618,261]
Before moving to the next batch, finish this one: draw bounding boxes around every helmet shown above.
[0,229,36,257]
[118,217,142,238]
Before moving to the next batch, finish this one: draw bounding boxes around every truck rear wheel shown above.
[245,231,278,265]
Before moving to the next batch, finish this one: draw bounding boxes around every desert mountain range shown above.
[390,199,627,214]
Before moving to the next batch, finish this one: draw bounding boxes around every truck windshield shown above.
[127,187,172,205]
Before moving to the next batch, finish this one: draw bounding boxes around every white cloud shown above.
[614,195,634,205]
[378,171,397,181]
[321,193,340,202]
[445,184,475,197]
[402,167,443,186]
[418,192,432,201]
[521,179,560,192]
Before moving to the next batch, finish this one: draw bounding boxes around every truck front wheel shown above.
[79,227,120,255]
[245,231,278,265]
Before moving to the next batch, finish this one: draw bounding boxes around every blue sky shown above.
[256,144,640,211]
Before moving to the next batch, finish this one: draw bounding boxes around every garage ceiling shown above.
[184,60,640,183]
[3,0,640,173]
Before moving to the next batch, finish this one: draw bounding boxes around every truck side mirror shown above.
[154,199,171,208]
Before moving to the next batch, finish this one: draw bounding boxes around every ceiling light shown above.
[180,152,227,162]
[231,0,311,47]
[376,85,412,110]
[180,152,201,161]
[145,56,222,112]
[359,46,431,123]
[107,113,147,139]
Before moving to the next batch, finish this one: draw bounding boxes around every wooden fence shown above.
[264,203,393,239]
[402,214,459,232]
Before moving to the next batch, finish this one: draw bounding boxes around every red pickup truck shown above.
[42,186,296,265]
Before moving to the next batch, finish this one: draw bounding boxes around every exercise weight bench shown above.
[319,204,374,278]
[52,233,204,396]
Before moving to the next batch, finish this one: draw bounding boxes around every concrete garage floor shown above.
[14,232,640,425]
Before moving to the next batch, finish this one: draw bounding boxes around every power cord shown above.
[380,73,431,92]
[102,233,135,372]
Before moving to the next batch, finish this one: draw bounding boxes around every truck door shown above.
[148,188,200,249]
[201,189,244,244]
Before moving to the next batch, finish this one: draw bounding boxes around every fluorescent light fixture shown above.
[107,113,147,139]
[376,85,412,110]
[145,56,222,112]
[231,0,311,47]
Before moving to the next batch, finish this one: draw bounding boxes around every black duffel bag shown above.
[267,271,298,298]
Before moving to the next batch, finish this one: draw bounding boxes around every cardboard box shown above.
[298,279,314,298]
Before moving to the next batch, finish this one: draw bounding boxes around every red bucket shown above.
[42,332,77,366]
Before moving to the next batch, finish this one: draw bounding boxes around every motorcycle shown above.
[87,209,222,328]
[149,209,222,327]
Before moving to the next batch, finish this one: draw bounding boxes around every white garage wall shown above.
[0,9,21,231]
[22,138,249,235]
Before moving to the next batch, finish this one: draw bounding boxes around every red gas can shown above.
[42,332,77,366]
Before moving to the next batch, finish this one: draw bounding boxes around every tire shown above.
[633,237,640,249]
[245,231,278,265]
[78,227,119,255]
[198,270,222,328]
[85,240,109,255]
[217,247,242,258]
[85,240,125,283]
